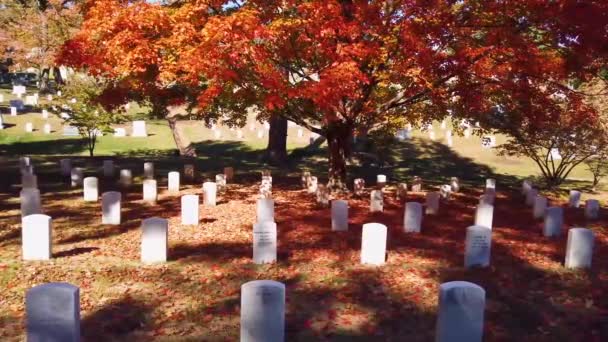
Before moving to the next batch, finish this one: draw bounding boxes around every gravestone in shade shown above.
[131,120,147,137]
[83,177,99,202]
[184,164,195,182]
[474,204,493,230]
[240,280,285,342]
[307,176,318,194]
[316,185,330,207]
[435,281,485,342]
[63,126,79,136]
[411,176,422,192]
[101,192,121,225]
[22,173,37,189]
[301,171,311,189]
[354,178,365,196]
[360,223,387,266]
[450,177,460,192]
[113,127,127,137]
[11,99,24,109]
[43,123,51,134]
[22,214,52,260]
[168,171,180,193]
[331,200,348,232]
[203,182,217,206]
[565,228,594,269]
[42,109,49,119]
[143,180,158,203]
[102,160,114,178]
[440,184,452,199]
[465,225,492,268]
[569,190,582,208]
[10,106,17,116]
[143,162,154,179]
[479,194,494,206]
[377,174,387,188]
[585,199,600,219]
[397,183,408,200]
[25,122,33,132]
[544,207,563,237]
[404,202,423,233]
[425,192,440,215]
[26,282,80,342]
[70,168,84,187]
[257,198,275,223]
[370,190,384,212]
[216,174,227,191]
[181,195,199,225]
[485,178,496,189]
[117,169,131,187]
[141,217,168,263]
[253,221,277,264]
[525,188,538,207]
[224,167,234,182]
[533,196,548,219]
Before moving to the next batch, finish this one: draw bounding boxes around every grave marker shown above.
[22,214,52,260]
[253,221,277,264]
[131,120,147,137]
[26,282,80,342]
[360,223,387,265]
[83,177,98,202]
[143,162,154,179]
[533,196,548,219]
[568,190,581,208]
[404,202,423,233]
[425,192,440,215]
[435,281,485,342]
[70,168,84,187]
[565,228,594,269]
[370,190,383,212]
[240,280,285,342]
[102,160,114,178]
[203,182,217,206]
[143,180,158,203]
[119,169,132,187]
[181,195,199,225]
[585,199,600,219]
[101,192,121,225]
[544,207,563,237]
[141,217,168,263]
[465,225,492,268]
[377,174,387,188]
[168,171,180,193]
[60,159,72,176]
[331,200,348,231]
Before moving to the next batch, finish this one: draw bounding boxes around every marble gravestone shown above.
[450,177,460,192]
[253,221,277,264]
[113,127,127,137]
[25,122,33,132]
[425,192,440,215]
[525,188,538,207]
[70,168,84,187]
[585,199,600,219]
[360,223,387,266]
[184,164,195,182]
[474,203,493,229]
[568,190,581,208]
[141,217,168,263]
[181,195,199,225]
[331,200,348,232]
[544,207,563,237]
[101,192,121,225]
[132,120,148,137]
[377,174,387,188]
[435,281,485,342]
[240,280,285,342]
[439,184,451,199]
[465,225,492,268]
[143,179,158,203]
[216,174,227,191]
[119,169,132,187]
[26,282,80,342]
[43,123,51,134]
[404,202,423,233]
[42,109,49,119]
[22,214,52,260]
[102,160,114,178]
[203,182,217,206]
[168,171,180,193]
[257,198,275,223]
[370,190,383,212]
[83,177,99,202]
[533,196,548,219]
[564,228,594,269]
[143,162,154,179]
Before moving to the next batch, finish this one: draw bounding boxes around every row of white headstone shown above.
[25,278,487,342]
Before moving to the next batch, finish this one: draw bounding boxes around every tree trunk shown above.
[52,66,64,85]
[327,123,352,192]
[167,117,197,157]
[265,114,288,165]
[39,68,50,92]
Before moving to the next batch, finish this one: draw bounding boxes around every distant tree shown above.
[51,75,126,156]
[585,153,608,192]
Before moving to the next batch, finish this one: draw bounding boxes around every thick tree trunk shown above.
[52,66,64,85]
[167,117,197,157]
[265,114,288,165]
[327,123,352,192]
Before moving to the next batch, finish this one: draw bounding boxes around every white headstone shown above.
[22,214,52,260]
[439,184,452,199]
[435,281,485,342]
[450,177,459,192]
[240,280,285,342]
[10,107,17,116]
[101,191,121,225]
[485,178,496,189]
[584,199,600,219]
[404,202,423,233]
[113,127,126,137]
[544,207,563,237]
[216,174,227,191]
[26,282,80,342]
[533,196,548,219]
[465,225,492,268]
[141,217,168,263]
[102,160,114,178]
[411,177,422,192]
[143,162,154,179]
[20,188,42,217]
[25,122,33,132]
[43,123,51,134]
[525,188,538,207]
[425,192,440,215]
[184,164,195,182]
[376,174,387,188]
[203,182,217,206]
[253,221,277,264]
[474,204,493,230]
[119,169,132,187]
[181,195,199,225]
[331,200,348,232]
[70,168,84,187]
[42,109,49,119]
[168,171,180,193]
[132,120,147,137]
[370,190,383,212]
[60,159,72,176]
[257,198,275,223]
[564,228,594,269]
[568,190,581,208]
[83,177,98,202]
[360,223,387,266]
[307,176,318,194]
[143,179,158,203]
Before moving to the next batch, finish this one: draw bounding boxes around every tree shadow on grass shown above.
[81,295,153,341]
[0,137,86,156]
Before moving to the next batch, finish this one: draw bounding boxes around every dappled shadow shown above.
[81,296,153,341]
[53,247,99,258]
[0,137,86,156]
